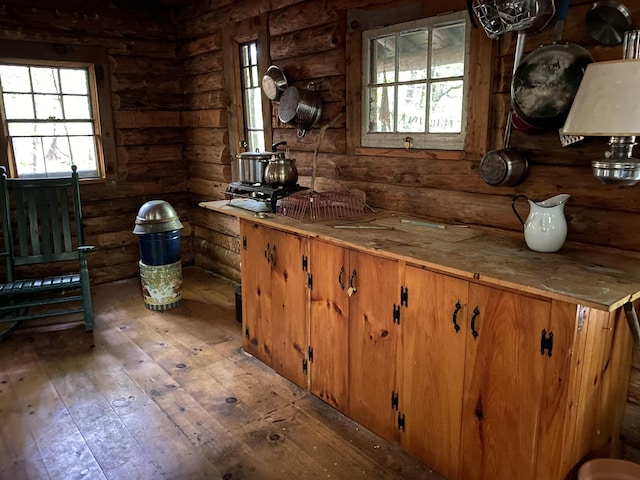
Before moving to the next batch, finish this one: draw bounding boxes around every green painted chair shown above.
[0,165,94,341]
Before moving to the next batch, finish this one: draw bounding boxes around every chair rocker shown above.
[0,165,95,340]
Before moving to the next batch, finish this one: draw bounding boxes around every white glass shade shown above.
[561,59,640,136]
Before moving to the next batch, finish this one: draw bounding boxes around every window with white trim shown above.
[239,41,265,153]
[362,11,469,150]
[0,61,104,179]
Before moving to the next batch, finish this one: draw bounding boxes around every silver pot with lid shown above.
[236,141,287,184]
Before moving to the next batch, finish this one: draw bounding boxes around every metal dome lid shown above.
[133,200,184,234]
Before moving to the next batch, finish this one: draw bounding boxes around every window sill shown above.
[354,146,464,161]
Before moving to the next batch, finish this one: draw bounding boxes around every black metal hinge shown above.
[400,286,408,307]
[540,329,554,357]
[302,255,308,272]
[302,358,308,374]
[393,304,401,324]
[397,413,406,432]
[391,391,399,410]
[242,235,247,250]
[308,346,314,363]
[307,273,313,289]
[245,326,249,339]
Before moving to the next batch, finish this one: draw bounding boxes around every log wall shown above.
[175,0,640,464]
[0,0,190,285]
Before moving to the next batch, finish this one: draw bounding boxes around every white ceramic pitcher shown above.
[511,194,570,252]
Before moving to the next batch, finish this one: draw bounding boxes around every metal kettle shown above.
[264,157,298,185]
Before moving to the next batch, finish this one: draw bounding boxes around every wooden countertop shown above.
[200,200,640,312]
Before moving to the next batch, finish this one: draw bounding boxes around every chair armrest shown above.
[78,245,96,253]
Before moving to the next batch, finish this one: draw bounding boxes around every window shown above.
[362,11,469,150]
[239,41,265,152]
[0,62,102,178]
[0,40,115,181]
[221,14,272,163]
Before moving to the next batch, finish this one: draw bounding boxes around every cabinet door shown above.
[240,220,272,363]
[268,227,308,388]
[348,250,398,441]
[400,266,468,480]
[240,220,308,388]
[309,240,350,411]
[459,284,551,480]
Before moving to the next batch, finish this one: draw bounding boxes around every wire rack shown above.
[473,0,535,39]
[277,191,370,223]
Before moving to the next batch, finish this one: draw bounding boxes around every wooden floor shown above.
[0,267,445,480]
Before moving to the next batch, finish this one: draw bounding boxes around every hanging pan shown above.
[586,0,632,46]
[278,82,322,137]
[511,0,594,131]
[261,65,288,101]
[480,32,529,187]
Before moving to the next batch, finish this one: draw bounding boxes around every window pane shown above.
[245,88,263,130]
[8,121,94,136]
[0,65,31,92]
[13,137,46,177]
[249,43,257,65]
[398,30,428,82]
[371,36,396,83]
[35,94,63,119]
[241,45,250,66]
[429,80,463,133]
[431,23,465,78]
[243,67,252,89]
[3,93,34,119]
[42,136,72,172]
[60,69,88,94]
[31,67,60,94]
[368,86,394,133]
[63,95,91,119]
[69,136,97,172]
[251,65,259,89]
[398,84,426,132]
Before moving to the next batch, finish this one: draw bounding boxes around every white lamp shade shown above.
[561,59,640,136]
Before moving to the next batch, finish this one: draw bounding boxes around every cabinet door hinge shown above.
[302,255,308,272]
[308,346,314,363]
[540,329,554,357]
[400,286,408,307]
[242,235,247,250]
[393,304,401,324]
[302,358,308,374]
[391,390,399,410]
[245,326,249,339]
[307,273,313,289]
[397,413,406,432]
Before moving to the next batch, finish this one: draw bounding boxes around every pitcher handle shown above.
[511,194,528,226]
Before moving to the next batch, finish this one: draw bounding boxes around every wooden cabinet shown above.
[235,216,633,480]
[308,240,350,411]
[398,265,469,480]
[458,284,554,480]
[397,264,629,480]
[308,239,398,441]
[347,248,399,441]
[240,220,308,388]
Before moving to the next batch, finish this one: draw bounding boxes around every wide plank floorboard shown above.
[0,267,444,480]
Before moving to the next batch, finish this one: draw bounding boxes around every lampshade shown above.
[561,59,640,136]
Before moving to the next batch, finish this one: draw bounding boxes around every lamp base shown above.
[592,158,640,186]
[592,136,640,185]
